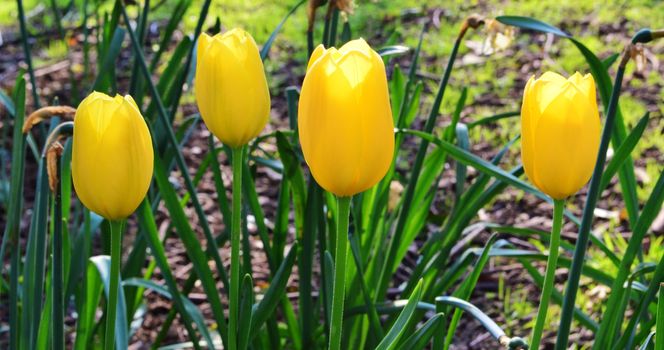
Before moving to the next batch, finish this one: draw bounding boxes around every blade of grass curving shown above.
[260,0,306,60]
[8,76,27,350]
[378,45,410,58]
[123,278,213,348]
[639,332,656,350]
[396,313,444,350]
[602,53,620,69]
[376,280,423,350]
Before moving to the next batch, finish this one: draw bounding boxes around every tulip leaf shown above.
[395,313,444,350]
[376,279,423,350]
[148,0,192,72]
[89,255,129,350]
[135,199,203,347]
[378,45,410,58]
[445,234,499,347]
[467,111,520,129]
[238,274,255,350]
[122,278,215,348]
[599,112,649,193]
[260,0,306,61]
[250,243,298,338]
[92,27,126,93]
[0,89,15,116]
[602,53,620,70]
[496,16,570,38]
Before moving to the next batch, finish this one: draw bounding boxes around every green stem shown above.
[104,220,124,350]
[53,167,64,350]
[657,284,664,346]
[530,199,564,349]
[230,146,244,350]
[329,196,351,350]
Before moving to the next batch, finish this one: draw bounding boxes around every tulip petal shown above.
[531,83,599,199]
[72,92,154,220]
[194,29,270,148]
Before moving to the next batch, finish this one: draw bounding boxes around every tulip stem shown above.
[530,199,564,349]
[104,219,124,350]
[329,196,351,350]
[229,146,244,350]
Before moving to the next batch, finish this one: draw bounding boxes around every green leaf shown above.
[378,45,410,58]
[445,234,499,348]
[136,200,202,348]
[122,278,215,349]
[599,112,650,192]
[152,153,229,346]
[251,243,298,337]
[92,27,126,93]
[89,255,129,350]
[396,313,444,350]
[496,16,570,37]
[238,274,255,350]
[260,0,306,60]
[376,279,423,350]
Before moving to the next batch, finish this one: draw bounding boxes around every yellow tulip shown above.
[195,29,271,148]
[72,92,154,220]
[521,71,601,200]
[298,39,395,197]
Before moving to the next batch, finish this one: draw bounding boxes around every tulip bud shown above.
[298,39,395,197]
[195,29,271,148]
[72,92,154,220]
[521,71,601,200]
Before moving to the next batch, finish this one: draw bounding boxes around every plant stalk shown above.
[230,146,244,350]
[104,220,124,350]
[53,158,64,350]
[530,199,564,348]
[329,196,351,350]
